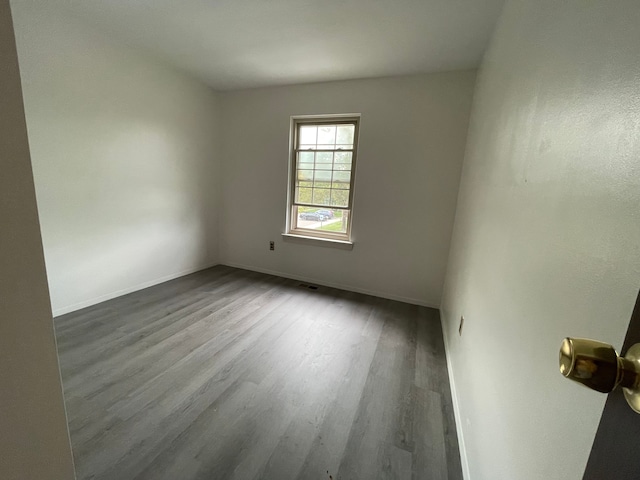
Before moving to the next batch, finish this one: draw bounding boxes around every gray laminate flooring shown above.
[54,266,462,480]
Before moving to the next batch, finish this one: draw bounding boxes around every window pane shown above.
[297,169,314,181]
[297,180,312,188]
[334,152,352,170]
[296,187,313,203]
[332,171,351,187]
[312,188,331,205]
[336,125,355,146]
[299,144,316,150]
[299,126,317,146]
[296,207,325,227]
[317,125,336,146]
[314,170,332,187]
[315,152,333,169]
[331,189,349,207]
[317,210,348,233]
[297,152,314,168]
[295,208,350,234]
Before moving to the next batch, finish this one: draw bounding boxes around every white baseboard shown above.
[52,261,219,317]
[221,261,439,309]
[439,310,471,480]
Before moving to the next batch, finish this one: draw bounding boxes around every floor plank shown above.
[54,266,462,480]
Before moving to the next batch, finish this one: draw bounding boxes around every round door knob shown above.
[559,337,640,414]
[559,337,622,393]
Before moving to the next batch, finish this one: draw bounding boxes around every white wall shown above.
[11,2,222,315]
[0,2,75,478]
[220,72,476,306]
[442,1,640,479]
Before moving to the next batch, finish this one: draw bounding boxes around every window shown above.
[286,114,360,243]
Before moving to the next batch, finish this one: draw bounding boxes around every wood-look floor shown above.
[54,266,462,480]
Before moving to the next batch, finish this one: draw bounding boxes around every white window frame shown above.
[285,114,360,244]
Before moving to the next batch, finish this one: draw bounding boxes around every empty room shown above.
[2,1,640,480]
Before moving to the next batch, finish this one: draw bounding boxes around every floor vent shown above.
[299,283,319,290]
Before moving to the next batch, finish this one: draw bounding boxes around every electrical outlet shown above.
[459,315,465,336]
[269,241,275,251]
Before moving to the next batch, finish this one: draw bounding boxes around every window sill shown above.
[281,233,354,250]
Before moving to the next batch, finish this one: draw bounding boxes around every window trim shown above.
[285,114,360,244]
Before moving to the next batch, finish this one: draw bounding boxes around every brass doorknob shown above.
[559,337,640,413]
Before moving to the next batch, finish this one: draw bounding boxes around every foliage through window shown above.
[287,115,359,242]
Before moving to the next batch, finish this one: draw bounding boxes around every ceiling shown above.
[53,0,505,91]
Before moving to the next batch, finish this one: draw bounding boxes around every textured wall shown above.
[442,1,640,478]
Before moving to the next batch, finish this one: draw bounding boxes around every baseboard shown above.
[52,261,219,317]
[440,310,471,480]
[221,261,439,309]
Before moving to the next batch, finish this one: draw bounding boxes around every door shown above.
[582,291,640,479]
